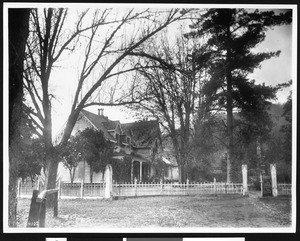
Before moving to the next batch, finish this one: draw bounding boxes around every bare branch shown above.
[23,76,45,125]
[82,98,148,108]
[48,8,65,58]
[23,63,42,103]
[23,105,44,133]
[26,41,41,78]
[212,134,229,148]
[128,51,175,70]
[78,9,184,110]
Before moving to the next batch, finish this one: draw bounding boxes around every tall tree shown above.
[130,33,210,182]
[8,8,30,227]
[24,8,188,191]
[279,89,292,181]
[187,9,292,182]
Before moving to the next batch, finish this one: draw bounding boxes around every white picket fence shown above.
[113,182,243,197]
[278,183,292,196]
[17,180,105,199]
[17,179,292,199]
[18,179,244,199]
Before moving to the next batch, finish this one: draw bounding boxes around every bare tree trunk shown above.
[226,25,234,184]
[69,167,76,184]
[90,166,94,184]
[72,168,76,184]
[8,149,19,227]
[46,162,58,186]
[171,135,183,183]
[178,163,182,183]
[8,8,30,227]
[256,136,262,181]
[44,141,59,190]
[44,144,59,207]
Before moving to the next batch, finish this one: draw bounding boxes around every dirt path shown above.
[16,194,291,229]
[247,193,292,226]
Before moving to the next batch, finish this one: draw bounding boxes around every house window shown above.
[116,133,120,145]
[164,168,169,177]
[128,137,132,151]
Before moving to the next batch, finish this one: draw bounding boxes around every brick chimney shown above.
[98,108,104,116]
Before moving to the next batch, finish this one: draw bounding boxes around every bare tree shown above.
[24,7,188,191]
[129,32,210,182]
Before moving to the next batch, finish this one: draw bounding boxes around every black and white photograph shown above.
[3,2,297,234]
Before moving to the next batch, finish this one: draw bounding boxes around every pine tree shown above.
[187,8,292,182]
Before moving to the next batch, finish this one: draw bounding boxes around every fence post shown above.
[270,164,278,197]
[213,178,216,194]
[105,164,113,199]
[58,179,61,199]
[186,179,189,195]
[134,178,138,197]
[160,178,163,193]
[242,164,248,196]
[80,179,84,199]
[260,173,263,197]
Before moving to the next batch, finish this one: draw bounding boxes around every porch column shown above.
[139,161,143,182]
[148,164,151,179]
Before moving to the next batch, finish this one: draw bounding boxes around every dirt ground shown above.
[16,194,292,229]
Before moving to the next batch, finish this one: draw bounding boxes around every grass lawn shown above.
[16,194,292,229]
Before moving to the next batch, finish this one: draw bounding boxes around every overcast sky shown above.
[50,6,295,136]
[249,24,293,102]
[4,4,295,136]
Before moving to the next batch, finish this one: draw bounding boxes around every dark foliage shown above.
[109,155,132,183]
[78,128,113,183]
[186,8,292,182]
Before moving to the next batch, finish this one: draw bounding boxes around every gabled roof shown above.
[121,120,160,147]
[103,121,120,131]
[80,109,161,149]
[80,109,115,141]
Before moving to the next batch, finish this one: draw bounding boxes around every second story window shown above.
[116,133,120,146]
[127,137,131,150]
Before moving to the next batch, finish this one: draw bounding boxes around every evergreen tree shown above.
[187,8,292,182]
[280,90,292,182]
[59,135,84,183]
[79,128,113,183]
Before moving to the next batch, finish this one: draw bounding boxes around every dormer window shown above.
[127,136,131,150]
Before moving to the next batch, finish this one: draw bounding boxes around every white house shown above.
[55,109,178,183]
